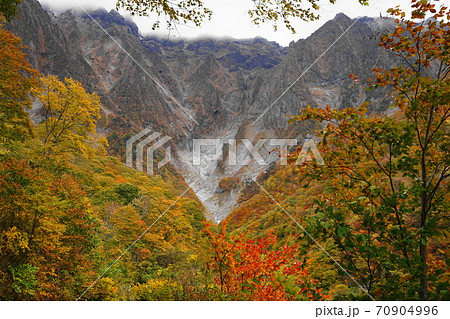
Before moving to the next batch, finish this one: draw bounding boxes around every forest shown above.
[0,0,448,301]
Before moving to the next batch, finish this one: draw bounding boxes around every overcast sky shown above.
[38,0,413,46]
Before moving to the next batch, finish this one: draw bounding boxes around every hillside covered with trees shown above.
[0,0,448,301]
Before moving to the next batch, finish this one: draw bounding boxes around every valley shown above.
[9,0,396,221]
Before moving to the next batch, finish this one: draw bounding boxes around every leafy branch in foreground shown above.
[115,0,212,30]
[116,0,369,33]
[248,0,368,33]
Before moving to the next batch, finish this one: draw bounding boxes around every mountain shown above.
[8,0,399,222]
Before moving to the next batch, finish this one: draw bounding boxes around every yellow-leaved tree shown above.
[34,75,107,157]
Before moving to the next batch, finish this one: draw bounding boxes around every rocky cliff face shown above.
[9,0,399,222]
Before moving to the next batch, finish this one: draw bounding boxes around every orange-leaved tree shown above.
[204,222,327,300]
[0,20,38,145]
[291,0,449,300]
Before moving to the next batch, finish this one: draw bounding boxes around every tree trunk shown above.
[419,141,429,300]
[419,238,428,300]
[419,168,428,300]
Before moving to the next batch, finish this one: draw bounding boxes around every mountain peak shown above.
[82,8,139,37]
[333,12,352,22]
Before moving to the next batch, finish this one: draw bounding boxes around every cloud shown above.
[37,0,414,46]
[39,0,116,13]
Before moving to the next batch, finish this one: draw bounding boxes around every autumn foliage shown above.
[204,222,327,300]
[224,0,449,301]
[288,0,449,300]
[0,20,38,144]
[0,0,448,301]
